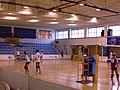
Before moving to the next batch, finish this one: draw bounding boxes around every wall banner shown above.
[107,37,120,45]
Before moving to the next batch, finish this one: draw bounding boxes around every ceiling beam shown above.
[48,0,85,10]
[60,0,119,14]
[0,0,104,20]
[99,14,120,19]
[58,0,86,9]
[60,0,85,3]
[48,2,71,10]
[60,10,105,20]
[60,10,92,18]
[84,4,119,14]
[0,1,49,10]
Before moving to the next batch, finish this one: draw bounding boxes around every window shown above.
[96,27,104,36]
[56,31,68,39]
[70,29,84,38]
[109,25,120,36]
[38,30,52,39]
[87,27,104,37]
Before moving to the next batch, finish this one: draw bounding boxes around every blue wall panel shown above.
[14,27,36,39]
[103,46,109,56]
[0,26,12,38]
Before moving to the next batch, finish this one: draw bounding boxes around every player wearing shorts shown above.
[34,50,41,74]
[24,51,30,75]
[40,50,44,62]
[110,53,119,85]
[16,49,20,60]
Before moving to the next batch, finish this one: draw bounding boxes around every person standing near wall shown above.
[89,52,96,76]
[24,51,30,75]
[61,50,64,59]
[34,50,41,74]
[110,53,119,85]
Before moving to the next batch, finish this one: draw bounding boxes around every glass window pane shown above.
[87,28,96,37]
[87,27,104,37]
[70,29,85,38]
[56,31,68,39]
[109,25,120,36]
[96,27,104,37]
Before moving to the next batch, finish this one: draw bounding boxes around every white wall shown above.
[0,54,71,60]
[57,37,107,46]
[55,23,109,54]
[56,37,107,54]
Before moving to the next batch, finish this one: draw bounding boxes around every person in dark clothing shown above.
[110,53,119,85]
[89,53,96,76]
[61,50,64,59]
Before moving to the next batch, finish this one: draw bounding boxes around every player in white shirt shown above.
[24,51,30,74]
[34,50,41,74]
[16,49,20,60]
[40,50,44,62]
[110,51,113,59]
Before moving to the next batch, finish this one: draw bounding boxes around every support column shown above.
[104,24,109,37]
[93,45,99,82]
[68,28,70,39]
[11,26,14,37]
[84,27,87,38]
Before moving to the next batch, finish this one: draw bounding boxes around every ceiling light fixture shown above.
[18,10,32,15]
[45,12,58,18]
[3,12,16,15]
[49,22,59,24]
[96,8,101,11]
[48,12,57,16]
[65,18,78,21]
[24,6,29,9]
[18,6,31,15]
[27,19,39,22]
[71,14,76,17]
[65,14,78,21]
[90,17,97,23]
[8,13,13,15]
[53,9,57,12]
[79,3,84,6]
[2,16,18,20]
[67,24,77,26]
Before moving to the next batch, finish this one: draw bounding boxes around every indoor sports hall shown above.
[0,0,120,90]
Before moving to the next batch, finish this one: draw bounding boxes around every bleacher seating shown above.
[0,42,14,54]
[15,42,58,55]
[0,42,58,55]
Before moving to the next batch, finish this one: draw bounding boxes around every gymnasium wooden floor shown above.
[0,60,119,90]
